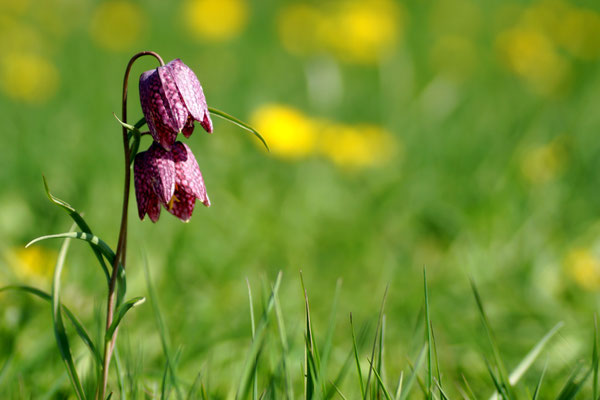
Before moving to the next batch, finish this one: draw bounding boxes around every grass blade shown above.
[555,363,591,400]
[143,253,183,400]
[300,271,322,399]
[273,286,294,400]
[246,279,258,400]
[424,269,433,400]
[350,313,366,399]
[364,286,388,400]
[531,361,547,400]
[398,344,427,400]
[369,358,393,400]
[0,285,101,364]
[321,279,343,391]
[42,176,110,282]
[488,322,563,400]
[471,280,514,400]
[105,297,146,342]
[594,315,599,400]
[208,107,269,151]
[51,224,86,399]
[236,271,282,399]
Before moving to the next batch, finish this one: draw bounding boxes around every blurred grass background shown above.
[2,0,600,397]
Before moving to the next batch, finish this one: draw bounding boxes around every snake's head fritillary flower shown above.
[139,58,213,151]
[166,141,210,222]
[133,142,175,222]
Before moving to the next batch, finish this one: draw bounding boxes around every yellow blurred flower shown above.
[327,0,404,64]
[7,246,57,283]
[251,104,397,168]
[555,8,600,60]
[319,123,396,168]
[0,16,43,54]
[520,139,566,185]
[251,105,317,159]
[277,4,328,56]
[89,1,143,52]
[182,0,248,42]
[565,248,600,291]
[0,51,59,103]
[277,0,404,64]
[496,27,569,95]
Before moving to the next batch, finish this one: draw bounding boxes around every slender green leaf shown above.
[377,314,386,399]
[398,344,427,400]
[350,313,366,399]
[369,358,393,400]
[27,231,117,266]
[594,315,599,400]
[143,253,183,400]
[471,280,514,400]
[461,375,477,400]
[105,297,145,342]
[424,269,433,400]
[0,285,101,365]
[246,279,258,400]
[274,288,294,400]
[531,361,547,400]
[42,176,110,281]
[393,372,403,400]
[555,363,591,400]
[208,107,269,151]
[364,286,388,400]
[488,322,563,400]
[300,271,322,400]
[236,271,282,399]
[113,347,126,400]
[187,372,203,400]
[51,225,86,399]
[330,382,348,400]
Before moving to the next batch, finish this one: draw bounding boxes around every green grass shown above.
[3,0,600,398]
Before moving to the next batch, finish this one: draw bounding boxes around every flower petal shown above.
[167,188,196,222]
[139,69,178,150]
[157,65,190,133]
[133,142,176,222]
[166,59,213,133]
[173,141,210,206]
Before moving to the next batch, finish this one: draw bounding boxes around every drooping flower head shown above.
[133,141,210,223]
[167,141,210,222]
[139,59,213,151]
[133,142,175,222]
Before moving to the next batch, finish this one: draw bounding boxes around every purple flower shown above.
[139,59,213,151]
[134,141,209,223]
[167,141,210,222]
[133,142,175,222]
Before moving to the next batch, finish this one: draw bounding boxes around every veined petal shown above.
[139,69,179,150]
[157,65,189,133]
[172,142,210,206]
[133,142,176,222]
[166,59,213,133]
[168,189,196,222]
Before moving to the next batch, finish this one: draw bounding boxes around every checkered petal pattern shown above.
[139,59,213,151]
[167,141,210,222]
[133,142,175,222]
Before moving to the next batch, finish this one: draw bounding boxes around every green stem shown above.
[97,51,164,400]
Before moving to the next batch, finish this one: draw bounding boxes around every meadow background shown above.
[1,0,600,397]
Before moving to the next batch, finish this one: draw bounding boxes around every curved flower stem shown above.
[97,51,164,400]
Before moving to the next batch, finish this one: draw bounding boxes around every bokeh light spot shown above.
[89,1,143,52]
[182,0,248,42]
